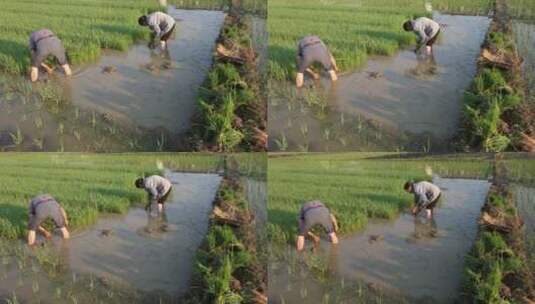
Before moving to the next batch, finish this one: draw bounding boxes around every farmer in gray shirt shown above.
[28,29,72,82]
[27,194,70,246]
[138,12,176,50]
[295,35,338,88]
[135,175,173,213]
[403,17,441,56]
[404,180,442,219]
[296,200,339,251]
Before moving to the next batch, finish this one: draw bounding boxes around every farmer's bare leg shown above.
[305,68,320,80]
[296,235,305,251]
[30,67,39,82]
[27,230,37,245]
[328,69,338,82]
[296,72,305,88]
[158,203,164,213]
[329,232,339,244]
[60,227,70,239]
[61,64,72,77]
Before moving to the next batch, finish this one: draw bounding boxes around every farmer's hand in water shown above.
[411,206,419,215]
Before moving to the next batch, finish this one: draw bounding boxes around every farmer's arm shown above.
[330,214,339,232]
[60,207,69,226]
[37,226,52,238]
[415,28,428,51]
[41,63,53,74]
[330,52,338,72]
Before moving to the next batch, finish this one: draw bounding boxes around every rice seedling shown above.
[509,0,535,20]
[268,153,492,241]
[0,0,161,74]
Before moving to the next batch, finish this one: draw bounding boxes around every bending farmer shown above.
[138,12,176,50]
[135,175,173,213]
[296,35,338,88]
[29,29,72,82]
[27,194,70,246]
[403,17,441,56]
[404,180,442,219]
[296,200,339,251]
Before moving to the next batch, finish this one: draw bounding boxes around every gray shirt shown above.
[143,175,172,199]
[147,12,176,38]
[298,200,334,235]
[411,17,440,45]
[29,29,56,51]
[413,181,441,207]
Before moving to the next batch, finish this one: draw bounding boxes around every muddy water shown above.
[244,178,267,232]
[67,8,225,133]
[269,178,490,303]
[251,16,268,74]
[68,172,221,297]
[269,14,490,152]
[513,185,535,271]
[513,21,535,95]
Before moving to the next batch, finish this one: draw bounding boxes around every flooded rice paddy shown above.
[269,178,490,303]
[513,21,535,96]
[513,185,535,273]
[269,14,490,152]
[0,172,222,303]
[0,8,225,152]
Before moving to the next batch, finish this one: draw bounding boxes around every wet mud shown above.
[269,14,490,152]
[0,172,222,303]
[269,178,490,303]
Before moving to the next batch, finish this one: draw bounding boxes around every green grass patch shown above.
[184,177,265,304]
[0,0,161,74]
[172,0,267,16]
[431,0,493,15]
[0,153,224,239]
[509,0,535,20]
[268,152,492,242]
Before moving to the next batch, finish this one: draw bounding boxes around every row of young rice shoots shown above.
[0,153,223,239]
[0,0,161,74]
[267,153,492,242]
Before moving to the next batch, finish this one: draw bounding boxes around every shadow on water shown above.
[269,178,490,304]
[0,8,225,152]
[0,172,222,303]
[269,14,491,152]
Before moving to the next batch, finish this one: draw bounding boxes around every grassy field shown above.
[509,0,535,20]
[0,0,160,74]
[268,0,428,81]
[0,153,224,239]
[172,0,267,16]
[268,153,492,241]
[432,0,493,15]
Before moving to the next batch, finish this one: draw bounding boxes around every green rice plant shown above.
[0,0,162,74]
[509,0,535,20]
